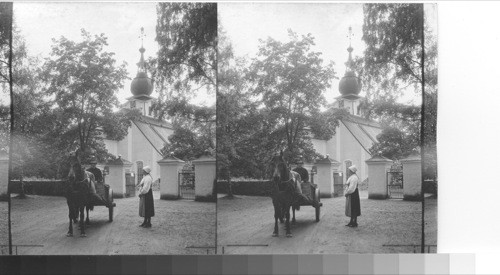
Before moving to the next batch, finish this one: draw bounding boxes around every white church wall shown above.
[130,123,162,181]
[339,122,370,182]
[326,134,337,160]
[311,138,327,156]
[115,129,131,161]
[311,130,338,160]
[103,139,118,156]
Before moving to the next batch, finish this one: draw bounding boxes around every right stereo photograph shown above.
[216,2,437,254]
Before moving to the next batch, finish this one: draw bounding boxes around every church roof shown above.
[137,115,173,129]
[132,115,173,155]
[343,114,381,129]
[341,115,382,154]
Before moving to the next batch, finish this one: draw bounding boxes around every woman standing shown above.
[137,166,155,228]
[345,165,361,227]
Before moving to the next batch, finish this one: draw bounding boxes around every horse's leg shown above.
[79,206,86,237]
[292,206,296,224]
[279,204,284,224]
[272,203,279,237]
[285,205,292,237]
[73,206,78,224]
[85,206,90,225]
[67,208,73,237]
[73,206,78,223]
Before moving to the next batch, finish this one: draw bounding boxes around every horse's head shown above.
[67,150,87,192]
[270,154,286,182]
[270,152,296,193]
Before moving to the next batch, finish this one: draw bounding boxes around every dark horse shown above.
[270,152,300,237]
[66,151,93,237]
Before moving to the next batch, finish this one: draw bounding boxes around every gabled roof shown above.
[132,115,173,156]
[137,115,173,129]
[341,115,382,154]
[343,114,381,129]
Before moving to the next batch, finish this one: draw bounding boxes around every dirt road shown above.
[217,190,425,254]
[10,192,215,255]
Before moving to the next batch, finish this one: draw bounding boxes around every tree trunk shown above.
[227,172,234,199]
[18,174,26,199]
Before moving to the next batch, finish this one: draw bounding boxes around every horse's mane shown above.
[67,152,91,194]
[270,154,296,193]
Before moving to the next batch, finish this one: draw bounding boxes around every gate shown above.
[387,162,403,199]
[178,164,195,200]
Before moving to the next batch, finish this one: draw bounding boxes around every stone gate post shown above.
[192,155,216,202]
[106,156,133,198]
[315,156,340,198]
[366,155,393,199]
[401,154,422,201]
[157,156,185,200]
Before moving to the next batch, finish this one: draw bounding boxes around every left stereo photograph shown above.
[2,2,217,255]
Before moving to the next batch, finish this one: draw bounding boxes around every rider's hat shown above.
[348,165,357,173]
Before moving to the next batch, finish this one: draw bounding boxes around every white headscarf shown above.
[143,166,152,174]
[348,165,357,173]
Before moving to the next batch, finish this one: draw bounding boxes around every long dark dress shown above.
[144,187,155,218]
[348,188,361,217]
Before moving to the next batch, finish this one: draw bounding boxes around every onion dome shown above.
[130,28,153,97]
[339,27,361,97]
[339,71,361,96]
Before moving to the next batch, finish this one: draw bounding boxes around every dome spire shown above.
[346,26,354,72]
[338,26,361,98]
[137,27,147,74]
[130,27,153,97]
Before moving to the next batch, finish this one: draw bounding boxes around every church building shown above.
[311,28,382,183]
[103,34,173,183]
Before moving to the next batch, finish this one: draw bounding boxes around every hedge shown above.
[9,180,68,197]
[217,180,273,197]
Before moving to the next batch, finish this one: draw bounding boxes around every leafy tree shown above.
[361,4,437,179]
[154,3,216,162]
[216,25,274,180]
[249,30,342,164]
[160,117,215,161]
[41,30,131,163]
[0,2,12,84]
[155,2,216,97]
[361,4,424,99]
[0,3,12,153]
[10,31,53,178]
[370,127,415,160]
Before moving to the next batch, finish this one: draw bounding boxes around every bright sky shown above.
[13,2,214,107]
[219,3,427,106]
